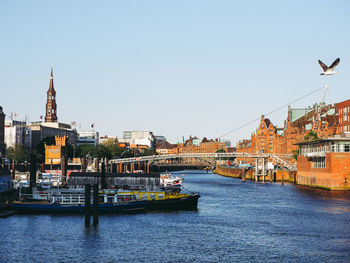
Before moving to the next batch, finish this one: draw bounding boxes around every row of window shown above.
[312,157,326,168]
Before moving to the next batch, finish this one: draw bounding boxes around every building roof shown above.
[295,135,350,145]
[156,141,174,150]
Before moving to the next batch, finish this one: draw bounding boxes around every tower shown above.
[45,67,58,122]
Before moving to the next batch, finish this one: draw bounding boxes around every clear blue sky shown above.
[1,0,349,144]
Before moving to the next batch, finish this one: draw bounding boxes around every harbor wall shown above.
[297,153,350,190]
[214,166,296,182]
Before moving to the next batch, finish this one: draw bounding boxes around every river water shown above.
[1,170,350,263]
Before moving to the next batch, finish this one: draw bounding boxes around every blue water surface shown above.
[1,171,350,263]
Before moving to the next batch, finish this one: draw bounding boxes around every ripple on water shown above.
[1,171,350,262]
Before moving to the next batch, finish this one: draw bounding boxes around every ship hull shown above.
[11,200,147,214]
[146,193,200,211]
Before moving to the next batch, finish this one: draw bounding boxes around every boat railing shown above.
[19,192,144,205]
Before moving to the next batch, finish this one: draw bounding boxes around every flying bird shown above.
[318,58,340,75]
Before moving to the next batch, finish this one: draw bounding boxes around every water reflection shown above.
[296,185,350,201]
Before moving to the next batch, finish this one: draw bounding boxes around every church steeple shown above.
[45,67,57,122]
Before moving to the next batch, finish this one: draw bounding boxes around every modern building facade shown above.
[77,131,99,146]
[119,131,155,148]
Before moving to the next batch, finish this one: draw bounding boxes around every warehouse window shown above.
[312,157,326,168]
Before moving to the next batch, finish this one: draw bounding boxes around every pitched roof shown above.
[156,141,174,150]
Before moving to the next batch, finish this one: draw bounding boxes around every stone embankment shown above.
[214,166,297,183]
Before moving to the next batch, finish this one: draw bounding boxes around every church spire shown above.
[45,67,57,122]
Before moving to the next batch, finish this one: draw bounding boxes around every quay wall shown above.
[214,166,296,182]
[297,153,350,190]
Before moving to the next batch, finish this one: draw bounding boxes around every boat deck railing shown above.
[19,193,143,205]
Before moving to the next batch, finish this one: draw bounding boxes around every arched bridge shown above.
[109,153,296,171]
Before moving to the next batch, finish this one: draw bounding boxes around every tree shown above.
[6,144,30,163]
[101,139,123,158]
[76,144,97,158]
[141,147,157,156]
[304,131,319,142]
[216,148,226,153]
[96,145,112,159]
[292,147,300,160]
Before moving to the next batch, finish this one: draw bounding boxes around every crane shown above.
[313,85,328,131]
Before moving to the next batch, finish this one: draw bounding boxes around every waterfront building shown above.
[178,136,226,154]
[236,102,340,165]
[156,141,176,155]
[335,99,350,133]
[119,131,156,149]
[77,131,99,146]
[0,107,5,158]
[296,133,350,190]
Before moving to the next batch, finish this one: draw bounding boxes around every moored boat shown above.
[117,189,200,211]
[160,173,184,192]
[12,191,147,214]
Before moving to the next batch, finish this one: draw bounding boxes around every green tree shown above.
[141,148,157,156]
[304,131,319,141]
[96,144,112,159]
[292,147,300,160]
[216,148,226,153]
[101,139,123,158]
[76,144,97,158]
[6,144,30,163]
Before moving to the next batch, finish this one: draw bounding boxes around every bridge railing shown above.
[109,152,294,166]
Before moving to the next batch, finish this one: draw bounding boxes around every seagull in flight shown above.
[318,58,340,75]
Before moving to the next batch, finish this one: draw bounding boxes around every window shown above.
[312,157,326,168]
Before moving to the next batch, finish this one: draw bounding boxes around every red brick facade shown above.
[335,99,350,133]
[236,100,347,164]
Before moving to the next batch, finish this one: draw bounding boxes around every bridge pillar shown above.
[242,168,246,182]
[255,158,258,182]
[262,158,265,183]
[130,162,134,174]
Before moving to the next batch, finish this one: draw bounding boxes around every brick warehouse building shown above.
[335,99,350,133]
[176,136,226,154]
[236,99,347,165]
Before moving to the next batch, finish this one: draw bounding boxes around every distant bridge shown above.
[109,153,296,171]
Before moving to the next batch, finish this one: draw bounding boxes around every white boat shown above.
[160,173,184,190]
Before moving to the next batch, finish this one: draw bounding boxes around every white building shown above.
[4,120,32,149]
[77,131,99,146]
[119,131,155,148]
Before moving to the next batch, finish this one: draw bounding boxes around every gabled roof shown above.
[156,141,174,150]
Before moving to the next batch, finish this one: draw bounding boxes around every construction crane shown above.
[313,85,328,131]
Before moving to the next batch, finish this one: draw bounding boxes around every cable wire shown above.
[218,86,325,139]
